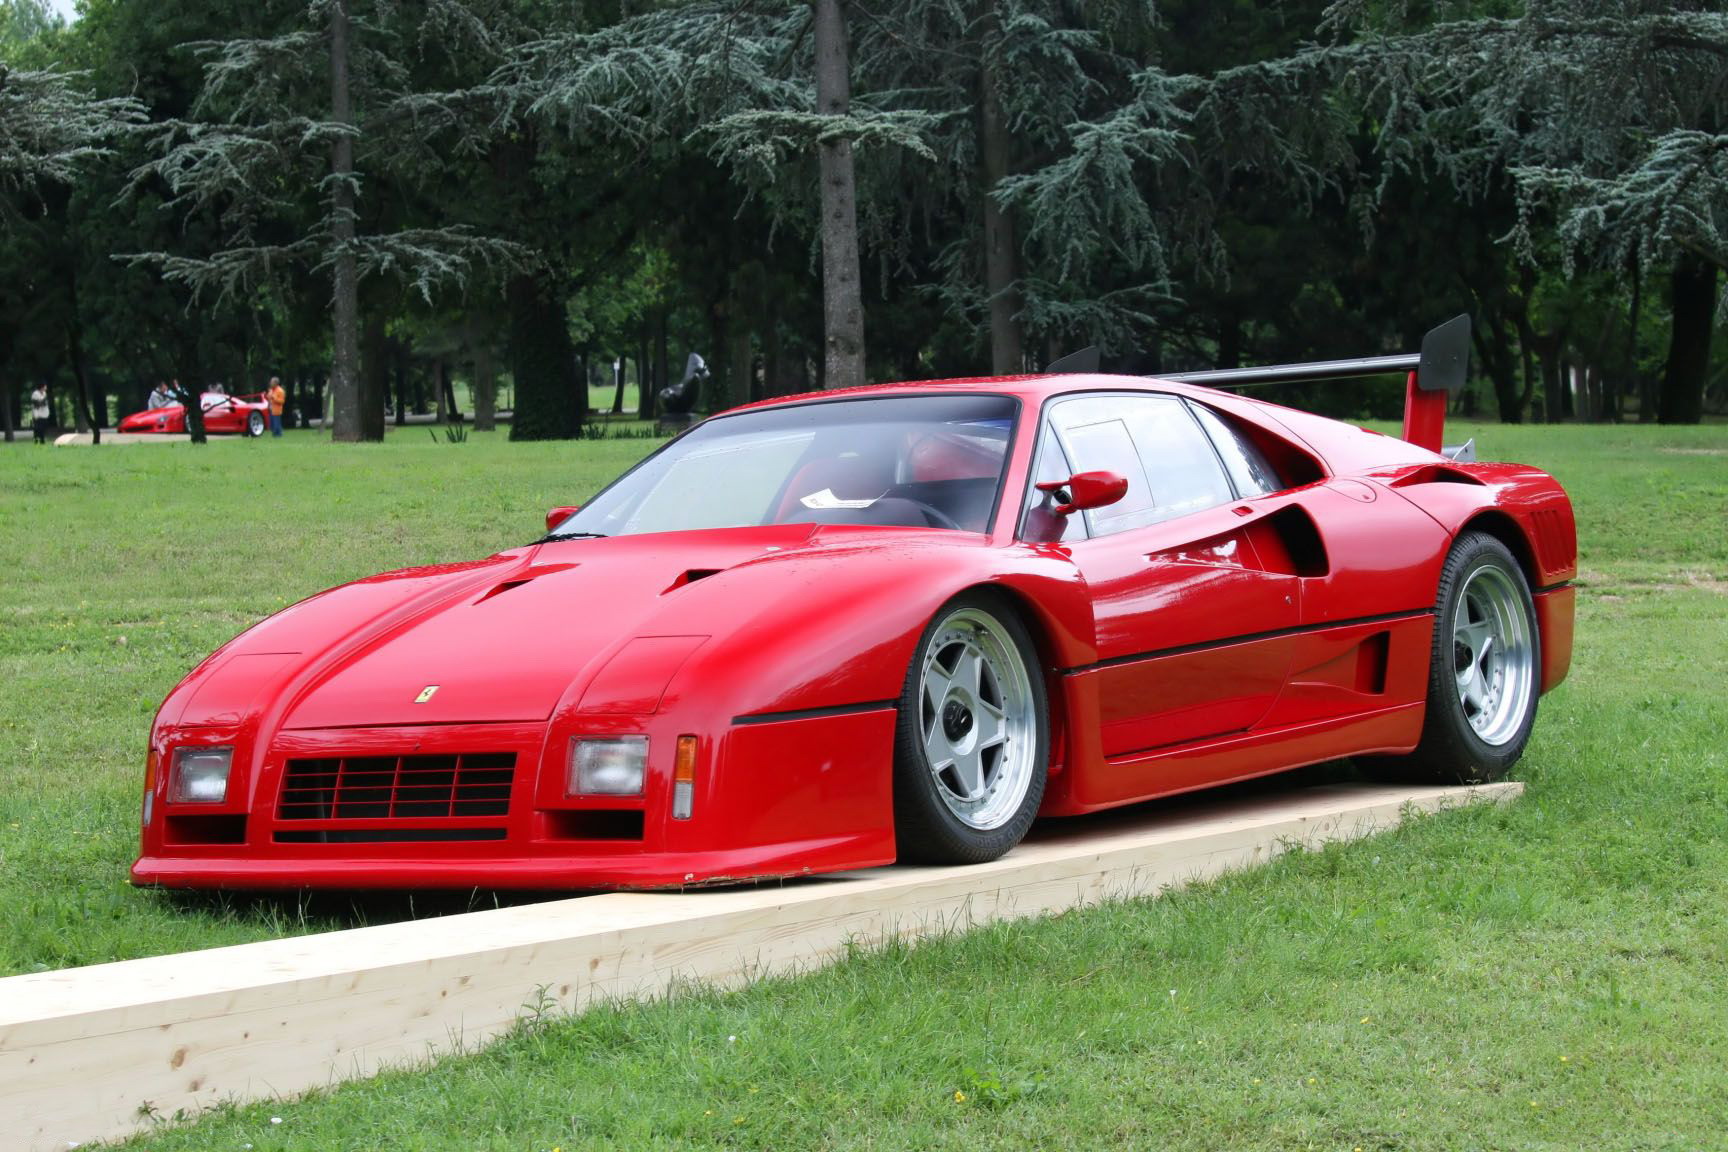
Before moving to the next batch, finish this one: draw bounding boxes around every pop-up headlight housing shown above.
[168,746,234,804]
[569,736,647,797]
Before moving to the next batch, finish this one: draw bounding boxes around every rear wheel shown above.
[893,592,1047,864]
[1369,532,1540,783]
[246,411,266,437]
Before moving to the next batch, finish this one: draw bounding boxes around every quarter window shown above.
[1188,401,1283,497]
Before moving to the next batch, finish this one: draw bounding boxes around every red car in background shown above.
[131,318,1576,892]
[119,392,269,437]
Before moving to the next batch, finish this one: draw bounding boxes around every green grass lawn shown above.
[3,420,1726,1149]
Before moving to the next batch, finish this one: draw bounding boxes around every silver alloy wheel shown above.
[1452,562,1536,746]
[916,607,1038,830]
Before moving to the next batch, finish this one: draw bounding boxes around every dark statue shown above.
[658,352,709,416]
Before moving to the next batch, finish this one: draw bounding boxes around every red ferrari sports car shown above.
[118,392,269,437]
[133,320,1575,890]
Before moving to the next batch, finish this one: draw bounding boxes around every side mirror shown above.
[1036,471,1128,517]
[545,505,580,534]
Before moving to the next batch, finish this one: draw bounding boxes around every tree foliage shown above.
[1,0,1722,438]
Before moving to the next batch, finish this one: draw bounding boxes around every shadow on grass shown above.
[145,760,1382,935]
[150,886,604,938]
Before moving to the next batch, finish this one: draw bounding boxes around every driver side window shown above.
[1044,394,1235,537]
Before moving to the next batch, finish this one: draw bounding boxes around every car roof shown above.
[723,373,1230,414]
[717,372,1446,477]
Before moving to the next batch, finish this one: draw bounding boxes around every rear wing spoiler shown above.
[1161,314,1473,458]
[1047,315,1474,457]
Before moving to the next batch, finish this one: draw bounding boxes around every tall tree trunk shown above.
[636,328,651,414]
[328,0,365,442]
[360,312,389,441]
[1660,255,1719,425]
[437,360,458,420]
[611,352,627,415]
[1216,312,1242,370]
[507,271,581,440]
[978,11,1021,375]
[1536,334,1562,424]
[472,338,497,431]
[813,0,864,390]
[1515,313,1539,425]
[63,266,98,444]
[646,307,667,421]
[708,299,730,409]
[1472,311,1524,423]
[765,321,784,399]
[392,337,409,427]
[1,377,14,442]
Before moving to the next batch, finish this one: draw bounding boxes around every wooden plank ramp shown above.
[0,781,1517,1150]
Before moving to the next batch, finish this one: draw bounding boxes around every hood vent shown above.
[475,562,580,603]
[477,579,531,603]
[663,569,723,595]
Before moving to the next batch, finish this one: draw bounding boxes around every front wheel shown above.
[1370,532,1540,784]
[246,411,266,437]
[893,592,1047,864]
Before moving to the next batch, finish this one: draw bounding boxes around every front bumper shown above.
[133,710,898,890]
[132,837,881,890]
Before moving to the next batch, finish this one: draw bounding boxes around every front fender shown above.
[652,535,1091,721]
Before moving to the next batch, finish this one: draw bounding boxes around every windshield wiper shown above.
[538,531,609,543]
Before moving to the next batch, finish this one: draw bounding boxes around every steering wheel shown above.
[900,498,963,531]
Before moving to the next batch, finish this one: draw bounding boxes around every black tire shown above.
[246,411,266,437]
[1366,532,1540,784]
[893,591,1048,864]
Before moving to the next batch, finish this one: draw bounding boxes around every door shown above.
[201,394,240,434]
[1040,395,1299,757]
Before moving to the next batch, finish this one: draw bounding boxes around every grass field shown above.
[3,420,1726,1149]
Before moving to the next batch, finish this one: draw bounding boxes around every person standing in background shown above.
[267,376,286,436]
[30,383,50,444]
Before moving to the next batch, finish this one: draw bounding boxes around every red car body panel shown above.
[133,374,1576,890]
[119,393,268,436]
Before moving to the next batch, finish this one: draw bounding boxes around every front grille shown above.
[276,753,515,821]
[275,828,508,844]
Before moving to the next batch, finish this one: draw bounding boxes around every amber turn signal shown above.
[672,735,697,820]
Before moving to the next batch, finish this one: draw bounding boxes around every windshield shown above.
[550,394,1018,539]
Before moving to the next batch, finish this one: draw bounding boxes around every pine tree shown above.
[128,0,531,442]
[0,64,141,193]
[503,1,942,391]
[0,2,143,443]
[1317,0,1726,422]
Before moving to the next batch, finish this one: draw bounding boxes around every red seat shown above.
[905,433,1001,484]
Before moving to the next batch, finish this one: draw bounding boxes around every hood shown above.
[280,523,883,728]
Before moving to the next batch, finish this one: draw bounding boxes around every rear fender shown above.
[1373,463,1577,695]
[1373,462,1577,588]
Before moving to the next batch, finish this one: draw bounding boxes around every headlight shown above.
[569,736,647,796]
[169,746,234,804]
